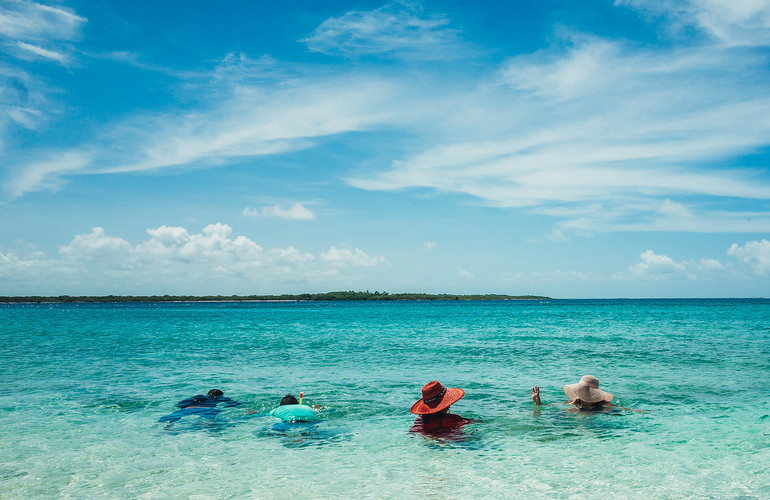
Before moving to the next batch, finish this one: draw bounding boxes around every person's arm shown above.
[532,387,574,406]
[531,386,542,405]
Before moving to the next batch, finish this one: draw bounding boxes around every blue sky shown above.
[1,0,770,297]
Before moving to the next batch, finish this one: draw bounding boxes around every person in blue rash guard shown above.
[159,388,240,427]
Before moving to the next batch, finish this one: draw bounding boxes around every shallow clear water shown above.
[1,300,769,498]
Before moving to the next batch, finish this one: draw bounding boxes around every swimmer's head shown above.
[207,389,224,398]
[280,394,299,406]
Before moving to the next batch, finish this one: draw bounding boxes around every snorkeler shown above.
[410,380,474,434]
[159,388,240,427]
[531,375,634,410]
[269,393,320,423]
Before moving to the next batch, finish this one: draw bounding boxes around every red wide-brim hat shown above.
[410,380,465,415]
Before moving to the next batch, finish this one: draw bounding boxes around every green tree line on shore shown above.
[0,291,549,303]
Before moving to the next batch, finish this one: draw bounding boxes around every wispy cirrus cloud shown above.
[0,1,86,153]
[0,224,388,294]
[2,56,407,199]
[301,0,474,60]
[3,1,770,238]
[14,41,69,64]
[0,0,85,42]
[618,0,770,46]
[242,203,315,220]
[96,70,404,174]
[349,36,770,233]
[3,151,91,198]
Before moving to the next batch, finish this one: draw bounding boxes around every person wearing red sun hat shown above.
[409,380,475,435]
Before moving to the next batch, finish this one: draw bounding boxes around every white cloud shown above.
[3,151,91,198]
[657,199,693,218]
[424,241,436,250]
[60,227,132,260]
[0,224,388,294]
[242,204,315,220]
[0,247,51,279]
[349,38,770,232]
[618,0,770,46]
[3,62,406,199]
[629,250,686,275]
[0,65,48,138]
[0,1,86,154]
[458,268,474,279]
[617,240,770,282]
[301,1,472,60]
[621,249,725,280]
[2,2,770,238]
[319,246,388,267]
[503,39,620,100]
[15,41,69,64]
[0,0,85,42]
[727,238,770,274]
[101,72,403,174]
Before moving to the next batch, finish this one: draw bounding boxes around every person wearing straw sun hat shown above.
[410,380,474,434]
[531,375,616,410]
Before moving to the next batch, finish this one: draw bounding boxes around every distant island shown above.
[0,291,549,303]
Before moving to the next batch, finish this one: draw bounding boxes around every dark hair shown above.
[207,389,224,397]
[280,394,299,406]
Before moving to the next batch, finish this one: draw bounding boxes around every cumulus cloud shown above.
[0,224,388,294]
[60,227,132,260]
[319,246,388,267]
[727,238,770,274]
[242,204,315,220]
[620,249,725,280]
[424,241,436,250]
[301,1,472,60]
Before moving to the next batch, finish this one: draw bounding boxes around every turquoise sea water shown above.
[1,299,769,498]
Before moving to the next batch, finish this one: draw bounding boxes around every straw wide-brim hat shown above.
[563,375,614,403]
[410,380,465,415]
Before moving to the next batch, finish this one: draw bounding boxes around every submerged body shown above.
[410,412,473,435]
[159,389,240,425]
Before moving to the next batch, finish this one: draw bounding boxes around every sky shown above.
[1,0,770,298]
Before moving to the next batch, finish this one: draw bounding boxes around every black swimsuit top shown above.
[574,399,606,410]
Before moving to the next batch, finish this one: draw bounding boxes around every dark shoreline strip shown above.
[0,292,550,304]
